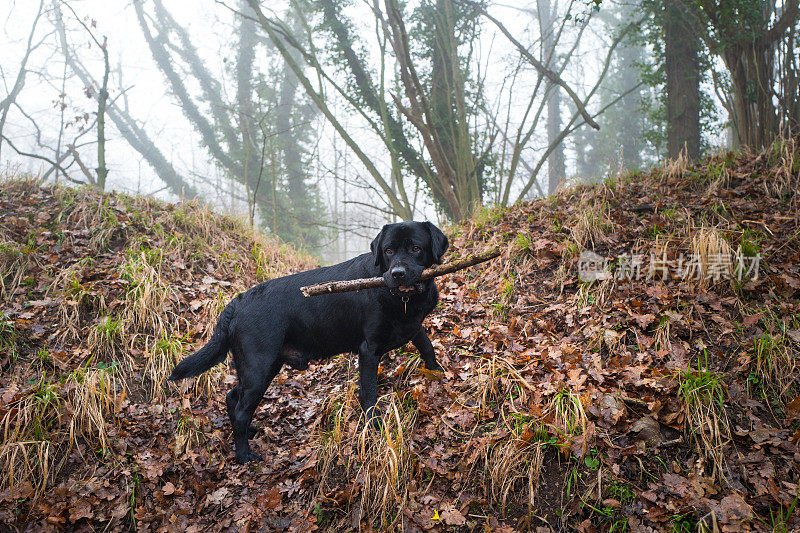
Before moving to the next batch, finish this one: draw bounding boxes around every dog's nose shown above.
[391,267,406,280]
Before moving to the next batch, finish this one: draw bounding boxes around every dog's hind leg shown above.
[225,385,257,439]
[232,356,282,464]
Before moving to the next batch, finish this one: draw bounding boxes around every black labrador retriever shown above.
[169,221,448,464]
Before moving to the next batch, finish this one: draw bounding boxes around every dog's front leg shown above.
[357,340,381,428]
[412,328,444,372]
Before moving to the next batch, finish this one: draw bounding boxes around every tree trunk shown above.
[539,0,565,195]
[235,0,267,224]
[664,0,701,159]
[695,0,798,149]
[96,37,110,191]
[724,43,778,148]
[546,86,565,194]
[429,0,479,217]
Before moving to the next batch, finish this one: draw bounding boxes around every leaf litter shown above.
[0,137,799,531]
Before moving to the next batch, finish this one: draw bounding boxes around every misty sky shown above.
[1,0,716,259]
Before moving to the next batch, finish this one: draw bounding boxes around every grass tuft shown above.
[145,334,183,401]
[67,365,123,452]
[481,415,551,513]
[0,375,64,498]
[570,203,611,250]
[120,248,175,339]
[87,315,122,360]
[677,353,730,481]
[173,413,206,456]
[313,375,416,530]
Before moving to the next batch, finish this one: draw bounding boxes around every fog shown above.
[1,0,773,262]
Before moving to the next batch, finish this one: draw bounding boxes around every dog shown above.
[169,221,448,464]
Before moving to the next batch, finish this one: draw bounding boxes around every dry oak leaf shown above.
[711,494,754,524]
[786,393,800,420]
[206,487,228,505]
[440,504,466,526]
[632,312,656,329]
[68,499,94,523]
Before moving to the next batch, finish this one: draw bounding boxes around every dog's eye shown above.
[411,245,421,253]
[385,248,393,255]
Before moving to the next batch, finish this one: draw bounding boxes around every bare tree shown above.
[538,0,567,194]
[475,2,641,203]
[133,0,324,245]
[52,0,198,198]
[57,1,110,190]
[0,0,48,161]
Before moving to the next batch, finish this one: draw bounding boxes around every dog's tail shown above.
[168,301,235,381]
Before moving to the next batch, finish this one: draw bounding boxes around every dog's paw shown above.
[235,450,264,464]
[424,361,444,373]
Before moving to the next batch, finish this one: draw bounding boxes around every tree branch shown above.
[461,0,600,130]
[300,247,501,296]
[1,134,71,177]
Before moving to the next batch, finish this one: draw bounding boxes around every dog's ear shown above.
[370,225,389,268]
[423,221,449,264]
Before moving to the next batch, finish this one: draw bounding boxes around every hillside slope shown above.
[1,137,799,532]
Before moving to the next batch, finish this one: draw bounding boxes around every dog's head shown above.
[370,221,449,294]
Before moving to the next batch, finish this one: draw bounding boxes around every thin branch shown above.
[1,134,71,177]
[462,0,600,130]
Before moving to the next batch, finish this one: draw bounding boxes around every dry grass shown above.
[654,311,683,352]
[313,377,417,530]
[251,238,312,282]
[575,277,614,309]
[587,327,622,356]
[173,413,207,456]
[120,248,175,340]
[0,173,42,196]
[393,351,424,388]
[191,364,227,401]
[473,353,535,418]
[546,387,588,441]
[750,309,797,405]
[0,237,28,298]
[87,315,123,360]
[690,228,735,289]
[51,258,103,341]
[150,199,315,282]
[570,203,611,250]
[481,418,548,513]
[677,356,731,482]
[145,334,183,401]
[1,376,63,443]
[315,380,359,494]
[355,396,416,528]
[0,440,55,499]
[67,366,123,452]
[56,188,128,252]
[0,376,64,499]
[661,148,691,181]
[769,135,799,203]
[203,289,232,340]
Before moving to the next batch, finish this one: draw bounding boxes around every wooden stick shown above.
[300,247,502,297]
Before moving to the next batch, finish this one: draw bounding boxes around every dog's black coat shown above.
[169,221,448,463]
